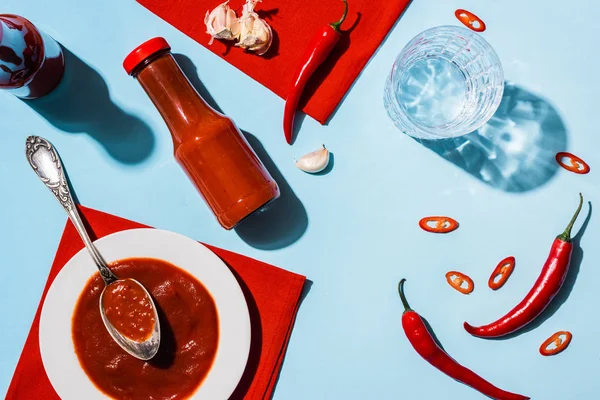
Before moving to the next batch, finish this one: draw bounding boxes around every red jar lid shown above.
[123,37,171,75]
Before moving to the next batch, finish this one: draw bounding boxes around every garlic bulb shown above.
[205,1,241,45]
[236,0,273,55]
[296,145,330,173]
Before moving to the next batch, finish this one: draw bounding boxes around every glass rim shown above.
[389,25,505,139]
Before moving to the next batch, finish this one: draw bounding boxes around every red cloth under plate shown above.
[6,206,306,400]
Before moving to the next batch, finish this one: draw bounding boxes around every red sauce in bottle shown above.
[124,38,280,229]
[0,14,64,99]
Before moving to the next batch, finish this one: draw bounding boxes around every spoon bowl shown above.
[25,135,161,360]
[100,278,161,360]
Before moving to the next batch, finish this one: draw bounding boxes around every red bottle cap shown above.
[123,37,171,75]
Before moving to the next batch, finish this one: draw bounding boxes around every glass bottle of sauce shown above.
[123,37,279,230]
[0,14,64,99]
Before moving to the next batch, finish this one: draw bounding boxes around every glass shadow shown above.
[414,82,567,192]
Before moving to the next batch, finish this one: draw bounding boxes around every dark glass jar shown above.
[0,14,64,99]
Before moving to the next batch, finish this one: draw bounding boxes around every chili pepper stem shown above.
[397,279,412,313]
[329,0,349,32]
[557,193,583,242]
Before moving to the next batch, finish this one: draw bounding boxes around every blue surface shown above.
[1,0,599,399]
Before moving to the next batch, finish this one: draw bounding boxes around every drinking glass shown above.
[384,25,504,139]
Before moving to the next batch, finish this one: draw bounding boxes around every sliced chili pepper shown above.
[419,216,459,233]
[445,271,474,294]
[488,256,516,290]
[454,9,486,32]
[465,194,584,338]
[555,152,590,174]
[539,331,572,356]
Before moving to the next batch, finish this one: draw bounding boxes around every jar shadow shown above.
[413,82,567,193]
[174,54,308,250]
[22,46,155,164]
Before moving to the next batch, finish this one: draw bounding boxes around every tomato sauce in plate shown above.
[72,258,219,400]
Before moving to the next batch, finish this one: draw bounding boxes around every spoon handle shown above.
[25,136,118,284]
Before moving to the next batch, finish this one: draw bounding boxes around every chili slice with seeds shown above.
[419,216,459,233]
[445,271,474,294]
[488,256,516,290]
[540,331,572,356]
[555,152,590,174]
[455,9,486,32]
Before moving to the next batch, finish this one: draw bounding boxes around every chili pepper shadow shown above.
[323,0,414,125]
[175,54,308,250]
[414,82,567,193]
[421,316,447,352]
[23,46,155,164]
[488,202,592,341]
[227,268,263,399]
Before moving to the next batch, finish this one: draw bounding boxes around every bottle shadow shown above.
[236,132,308,250]
[174,53,308,250]
[414,82,567,192]
[484,201,592,341]
[22,46,155,164]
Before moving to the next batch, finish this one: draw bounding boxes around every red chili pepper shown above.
[539,331,572,356]
[488,256,516,290]
[445,271,474,294]
[418,216,459,233]
[465,194,584,338]
[555,152,590,174]
[454,9,486,32]
[283,0,348,144]
[397,280,530,400]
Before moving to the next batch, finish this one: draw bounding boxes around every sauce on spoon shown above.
[102,279,156,342]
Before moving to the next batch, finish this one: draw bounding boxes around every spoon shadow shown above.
[148,304,177,368]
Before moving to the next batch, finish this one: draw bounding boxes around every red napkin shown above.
[136,0,412,124]
[6,206,306,400]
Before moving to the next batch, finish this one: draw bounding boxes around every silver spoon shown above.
[25,136,160,360]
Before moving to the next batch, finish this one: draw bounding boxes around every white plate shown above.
[39,228,251,400]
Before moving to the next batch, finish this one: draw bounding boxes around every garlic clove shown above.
[236,0,273,55]
[295,145,330,173]
[205,1,241,45]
